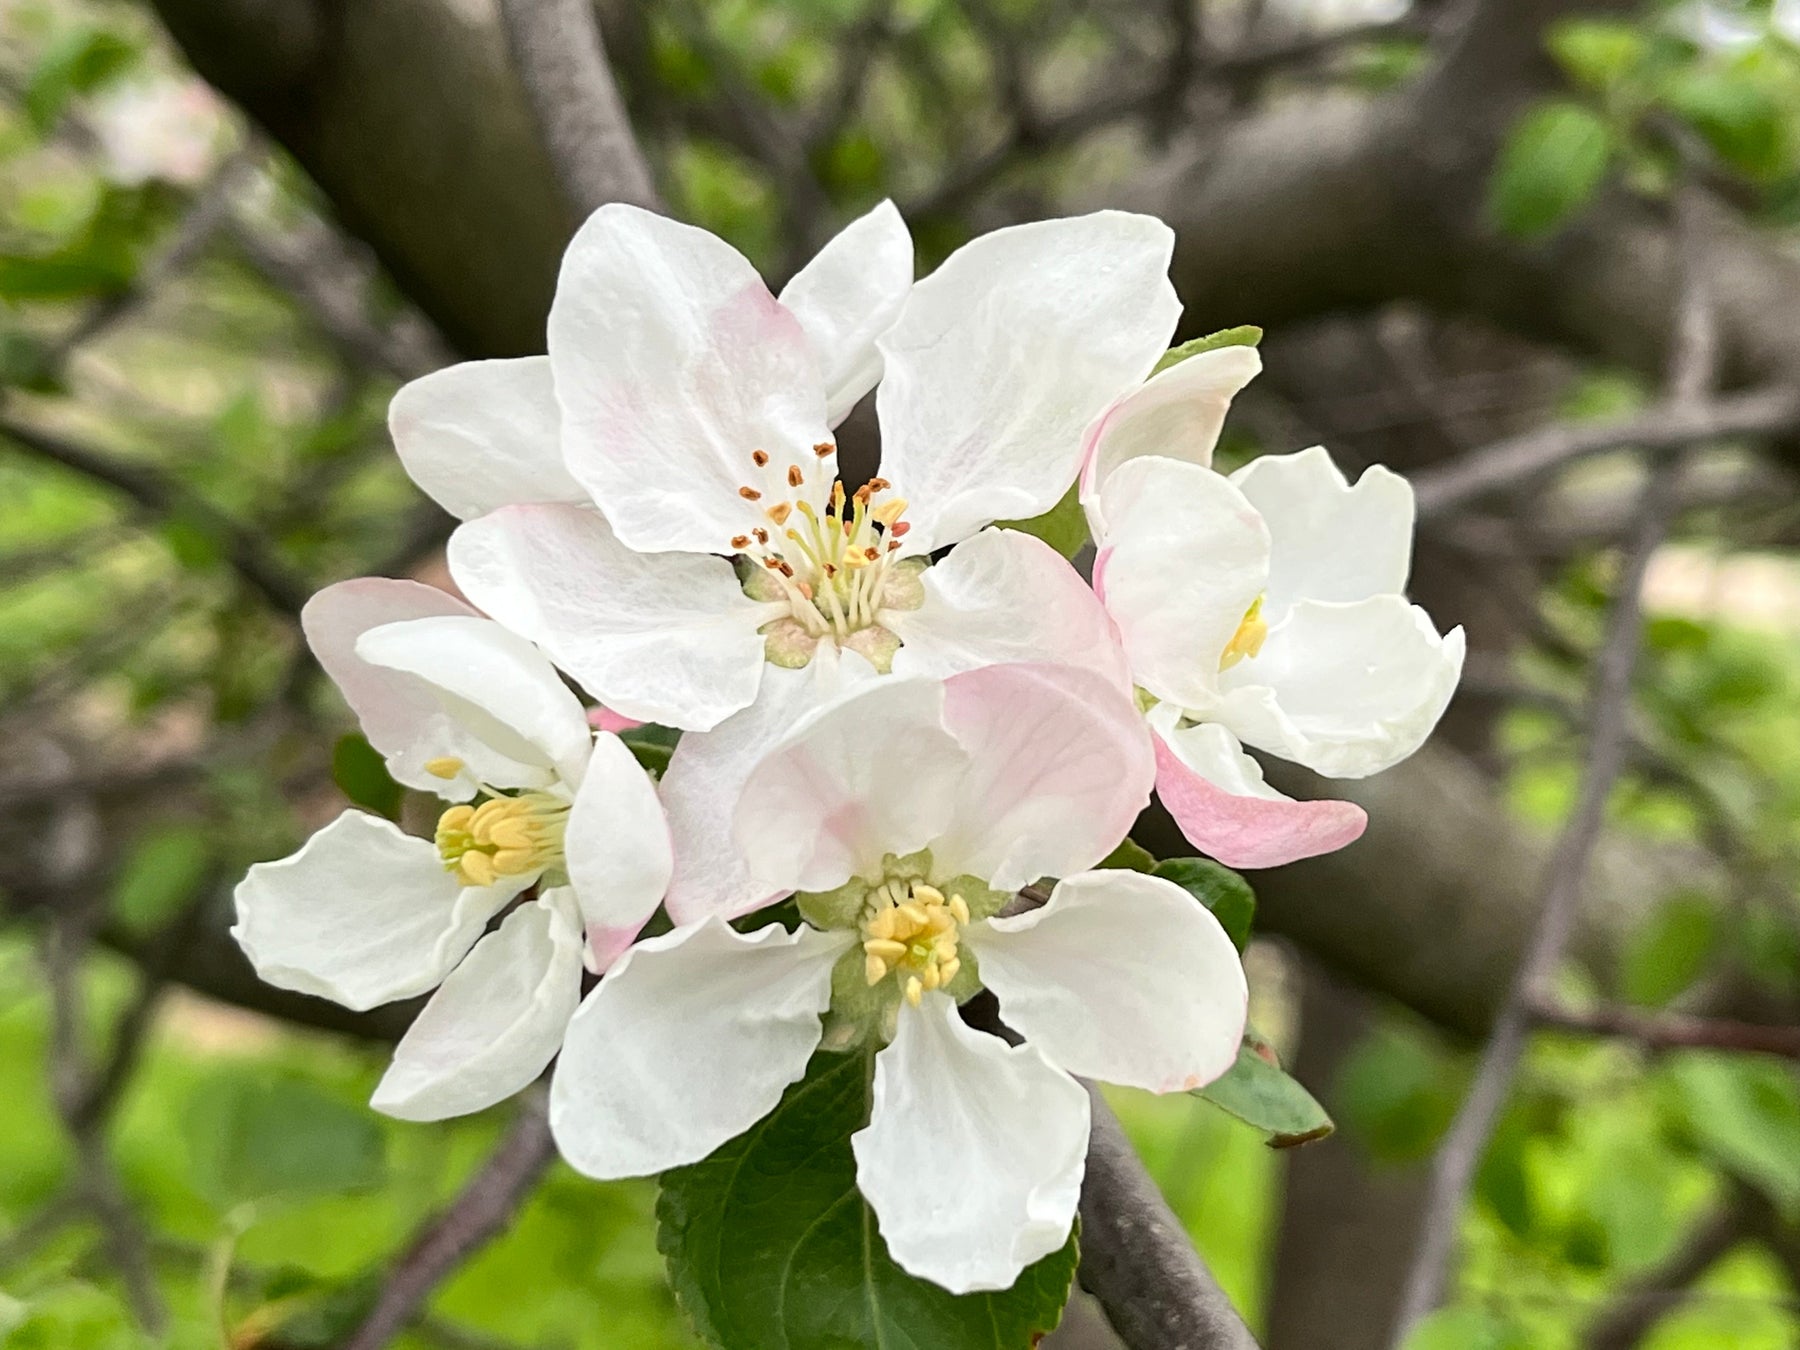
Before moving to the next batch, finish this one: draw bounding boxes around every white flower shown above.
[1089,417,1464,866]
[393,201,1165,918]
[232,578,672,1120]
[88,77,226,188]
[546,665,1247,1294]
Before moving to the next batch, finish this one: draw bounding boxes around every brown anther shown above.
[762,556,784,569]
[853,484,874,504]
[753,527,769,544]
[777,561,795,577]
[787,465,804,488]
[868,477,891,491]
[887,539,902,552]
[813,441,835,457]
[739,486,762,501]
[863,546,879,561]
[890,520,912,537]
[751,449,769,467]
[730,534,750,549]
[767,502,793,526]
[824,563,837,577]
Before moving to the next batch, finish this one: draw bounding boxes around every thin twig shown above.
[496,0,661,219]
[340,1088,557,1350]
[1388,185,1719,1345]
[1534,1002,1800,1062]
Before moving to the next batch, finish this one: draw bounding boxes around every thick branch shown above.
[496,0,660,218]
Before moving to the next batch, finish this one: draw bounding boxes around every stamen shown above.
[813,441,834,457]
[787,465,804,488]
[752,449,769,467]
[730,534,750,549]
[767,502,793,526]
[435,790,568,888]
[1220,595,1269,672]
[424,756,465,780]
[739,486,762,501]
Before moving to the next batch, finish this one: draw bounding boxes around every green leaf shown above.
[1488,100,1613,239]
[1621,891,1717,1007]
[620,721,682,776]
[1403,1306,1533,1350]
[1151,856,1255,951]
[1096,837,1157,873]
[1547,19,1648,95]
[1666,68,1790,180]
[186,1074,387,1211]
[1663,1052,1800,1212]
[25,26,139,133]
[1196,1032,1334,1148]
[331,734,403,821]
[1152,325,1263,377]
[659,1051,1077,1349]
[110,822,212,935]
[996,483,1087,560]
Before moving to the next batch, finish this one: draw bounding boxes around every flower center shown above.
[730,449,917,647]
[1219,595,1268,672]
[434,790,569,888]
[858,880,969,1007]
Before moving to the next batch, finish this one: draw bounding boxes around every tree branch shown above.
[1534,1001,1800,1062]
[340,1086,557,1350]
[496,0,661,219]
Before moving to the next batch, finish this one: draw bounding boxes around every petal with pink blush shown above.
[932,663,1154,892]
[887,527,1130,693]
[1150,713,1366,869]
[301,578,483,796]
[548,205,834,555]
[1080,343,1263,538]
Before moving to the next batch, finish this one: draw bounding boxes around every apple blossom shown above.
[1085,364,1465,867]
[232,578,672,1119]
[546,664,1247,1295]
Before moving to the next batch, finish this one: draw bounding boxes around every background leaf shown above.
[1488,99,1613,238]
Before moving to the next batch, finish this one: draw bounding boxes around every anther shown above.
[766,502,793,526]
[424,756,465,780]
[751,449,769,467]
[787,465,804,488]
[813,441,834,457]
[905,976,924,1007]
[739,486,762,501]
[730,534,750,549]
[753,527,769,543]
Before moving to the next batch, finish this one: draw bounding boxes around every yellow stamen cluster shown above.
[730,447,913,642]
[1219,595,1269,672]
[860,881,969,1007]
[434,791,569,887]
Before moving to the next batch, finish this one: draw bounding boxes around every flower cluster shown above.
[233,202,1461,1295]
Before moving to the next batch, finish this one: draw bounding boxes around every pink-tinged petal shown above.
[389,356,584,520]
[733,675,968,895]
[661,652,878,925]
[971,868,1247,1092]
[887,528,1131,693]
[549,918,845,1179]
[1151,713,1366,868]
[564,731,673,973]
[548,204,834,555]
[932,663,1154,892]
[1096,455,1270,713]
[355,615,594,792]
[588,708,642,734]
[371,890,585,1121]
[302,578,484,795]
[447,503,774,732]
[1216,598,1466,779]
[231,811,524,1011]
[1080,343,1263,537]
[778,199,913,426]
[876,211,1181,554]
[854,993,1089,1293]
[1229,445,1414,622]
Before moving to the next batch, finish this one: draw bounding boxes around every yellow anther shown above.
[948,894,970,925]
[897,902,928,929]
[1219,595,1269,672]
[865,908,897,941]
[872,497,909,526]
[435,790,569,888]
[460,851,497,887]
[939,957,961,985]
[425,756,465,780]
[912,884,944,907]
[865,953,890,986]
[921,965,942,992]
[767,502,793,527]
[857,879,969,1007]
[905,976,924,1007]
[864,938,908,963]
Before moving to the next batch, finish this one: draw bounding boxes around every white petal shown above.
[549,918,844,1178]
[1147,710,1366,869]
[1080,344,1262,537]
[661,653,877,925]
[733,676,968,894]
[355,615,594,791]
[565,731,674,971]
[853,994,1088,1293]
[389,357,585,520]
[876,211,1181,553]
[301,578,484,796]
[1217,598,1466,778]
[231,811,521,1011]
[778,200,913,426]
[447,503,774,733]
[1094,455,1270,712]
[371,890,585,1121]
[549,204,834,555]
[886,528,1131,692]
[1229,446,1414,622]
[931,663,1154,892]
[971,870,1247,1093]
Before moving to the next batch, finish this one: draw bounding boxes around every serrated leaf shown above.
[1151,856,1255,951]
[1152,325,1263,376]
[996,483,1087,560]
[186,1074,387,1211]
[658,1051,1077,1349]
[1488,100,1613,239]
[1196,1033,1333,1148]
[331,733,403,821]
